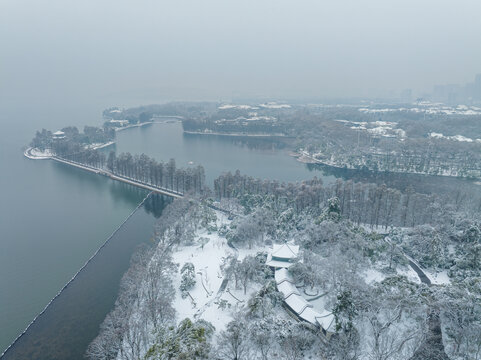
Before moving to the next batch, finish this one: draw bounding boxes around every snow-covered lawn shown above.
[424,269,451,285]
[171,211,264,331]
[396,266,422,284]
[172,227,233,330]
[86,141,115,150]
[363,268,387,284]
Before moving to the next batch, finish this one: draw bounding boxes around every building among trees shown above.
[271,251,335,336]
[266,243,300,269]
[52,130,65,140]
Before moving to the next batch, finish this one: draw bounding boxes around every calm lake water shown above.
[1,196,168,360]
[113,121,338,186]
[0,115,336,356]
[0,104,148,354]
[113,121,480,196]
[0,114,478,358]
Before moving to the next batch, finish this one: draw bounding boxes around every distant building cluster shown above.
[429,74,481,104]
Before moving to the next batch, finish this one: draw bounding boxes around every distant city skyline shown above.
[2,0,481,108]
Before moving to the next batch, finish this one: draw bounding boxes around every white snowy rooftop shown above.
[53,131,65,136]
[266,243,300,268]
[274,267,335,334]
[277,281,300,298]
[315,312,336,332]
[266,257,296,269]
[275,268,294,284]
[271,243,299,260]
[285,293,312,314]
[298,306,322,324]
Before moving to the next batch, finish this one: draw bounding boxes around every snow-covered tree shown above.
[180,262,196,298]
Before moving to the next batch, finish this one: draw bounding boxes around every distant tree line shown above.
[214,171,480,229]
[30,125,115,152]
[287,109,481,179]
[182,117,288,135]
[102,108,153,128]
[60,150,205,195]
[105,152,205,194]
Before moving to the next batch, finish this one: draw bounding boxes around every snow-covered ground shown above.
[86,141,115,150]
[171,211,263,331]
[396,266,422,284]
[363,268,387,284]
[259,102,291,109]
[359,103,481,116]
[218,102,290,110]
[429,132,481,143]
[114,121,153,132]
[172,224,234,330]
[335,119,406,139]
[218,104,257,110]
[424,269,451,285]
[24,147,53,159]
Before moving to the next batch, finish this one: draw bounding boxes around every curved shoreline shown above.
[24,140,116,161]
[184,130,289,138]
[292,151,481,181]
[23,147,52,160]
[0,193,152,358]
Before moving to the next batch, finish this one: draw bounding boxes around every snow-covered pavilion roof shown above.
[274,268,294,284]
[284,293,312,314]
[53,130,65,135]
[298,307,322,324]
[277,281,300,298]
[267,255,295,269]
[271,243,299,260]
[274,268,334,332]
[315,312,336,333]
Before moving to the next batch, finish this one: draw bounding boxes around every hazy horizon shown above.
[1,0,481,109]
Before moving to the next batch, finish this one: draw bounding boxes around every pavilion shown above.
[266,243,299,268]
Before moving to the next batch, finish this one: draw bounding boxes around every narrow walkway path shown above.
[383,237,448,359]
[51,156,183,198]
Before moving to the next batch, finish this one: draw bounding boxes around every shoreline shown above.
[23,147,52,160]
[184,130,289,138]
[24,140,115,160]
[0,193,152,358]
[291,151,481,181]
[89,141,115,150]
[114,121,153,132]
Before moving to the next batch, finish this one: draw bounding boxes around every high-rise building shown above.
[474,74,481,100]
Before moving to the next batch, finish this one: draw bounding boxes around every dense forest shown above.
[29,123,205,195]
[87,170,481,359]
[289,109,481,179]
[214,171,481,229]
[138,101,481,179]
[30,125,115,152]
[59,150,206,195]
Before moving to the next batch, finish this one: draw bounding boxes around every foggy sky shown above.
[1,0,481,106]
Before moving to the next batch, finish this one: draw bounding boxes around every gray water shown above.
[0,104,145,353]
[113,121,480,196]
[113,121,337,186]
[1,196,164,360]
[0,112,478,357]
[0,112,333,354]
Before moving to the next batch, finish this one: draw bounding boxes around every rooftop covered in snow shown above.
[266,243,300,268]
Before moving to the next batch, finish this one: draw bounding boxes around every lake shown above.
[1,114,478,358]
[0,104,147,354]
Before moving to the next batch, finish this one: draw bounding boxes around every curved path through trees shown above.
[384,238,449,360]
